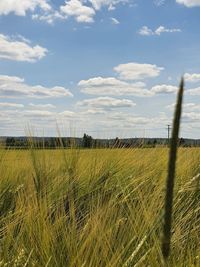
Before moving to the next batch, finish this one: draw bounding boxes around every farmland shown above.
[0,147,200,266]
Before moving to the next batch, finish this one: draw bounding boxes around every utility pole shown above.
[167,125,171,146]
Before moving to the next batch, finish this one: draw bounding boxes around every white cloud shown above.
[138,26,181,36]
[2,109,76,120]
[0,75,24,83]
[32,11,65,24]
[24,110,54,117]
[0,0,65,24]
[0,0,131,25]
[0,102,24,108]
[0,108,78,136]
[155,26,181,35]
[78,77,151,96]
[167,102,200,111]
[182,112,200,122]
[79,75,180,97]
[183,103,200,110]
[0,34,47,62]
[88,0,128,10]
[184,73,200,82]
[93,111,170,130]
[14,34,31,44]
[81,108,106,115]
[60,0,95,23]
[151,84,178,94]
[110,17,120,24]
[176,0,200,7]
[114,62,164,80]
[59,110,76,117]
[0,0,51,16]
[0,75,73,98]
[77,97,136,108]
[0,0,133,25]
[187,87,200,95]
[29,103,56,109]
[138,26,154,36]
[166,103,176,110]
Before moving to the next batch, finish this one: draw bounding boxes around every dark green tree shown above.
[6,137,15,147]
[82,133,93,148]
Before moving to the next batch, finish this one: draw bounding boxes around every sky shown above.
[0,0,200,138]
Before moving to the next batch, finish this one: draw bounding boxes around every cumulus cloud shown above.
[0,107,78,136]
[151,84,178,94]
[138,26,154,36]
[0,0,131,24]
[114,62,164,80]
[0,34,47,62]
[176,0,200,7]
[78,63,182,98]
[78,74,180,97]
[184,73,200,82]
[88,0,128,10]
[32,11,65,24]
[0,106,171,138]
[78,77,151,96]
[0,0,51,16]
[0,75,73,99]
[60,0,95,23]
[77,97,136,109]
[138,25,181,36]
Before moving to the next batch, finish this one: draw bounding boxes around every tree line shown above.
[2,134,199,149]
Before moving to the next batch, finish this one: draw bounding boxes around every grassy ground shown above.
[0,147,200,266]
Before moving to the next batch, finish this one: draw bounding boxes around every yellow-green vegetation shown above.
[0,147,200,266]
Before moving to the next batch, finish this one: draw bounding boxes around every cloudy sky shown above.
[0,0,200,138]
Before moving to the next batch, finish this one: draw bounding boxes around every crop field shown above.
[0,147,200,266]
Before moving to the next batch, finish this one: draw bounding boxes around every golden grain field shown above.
[0,147,200,266]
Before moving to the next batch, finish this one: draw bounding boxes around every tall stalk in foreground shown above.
[162,78,184,259]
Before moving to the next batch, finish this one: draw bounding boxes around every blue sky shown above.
[0,0,200,138]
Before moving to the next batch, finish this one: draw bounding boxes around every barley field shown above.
[0,147,200,266]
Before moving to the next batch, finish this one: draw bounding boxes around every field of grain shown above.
[0,147,200,266]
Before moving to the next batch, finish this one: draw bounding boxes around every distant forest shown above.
[1,134,200,148]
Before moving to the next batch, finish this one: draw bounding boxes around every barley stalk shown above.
[162,77,184,259]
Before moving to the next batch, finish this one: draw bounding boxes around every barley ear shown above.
[162,77,184,259]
